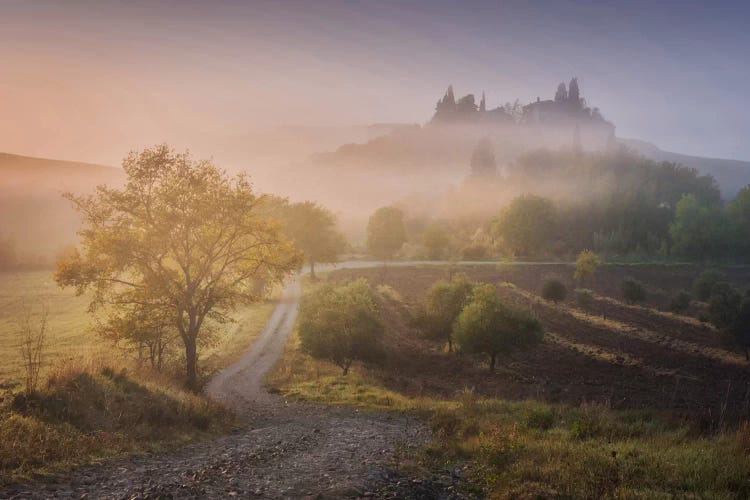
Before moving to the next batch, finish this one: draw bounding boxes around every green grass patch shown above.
[269,323,750,498]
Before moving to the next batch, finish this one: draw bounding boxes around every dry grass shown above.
[0,270,278,387]
[0,362,235,484]
[0,270,278,484]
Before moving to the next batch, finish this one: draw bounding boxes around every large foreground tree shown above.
[55,145,302,389]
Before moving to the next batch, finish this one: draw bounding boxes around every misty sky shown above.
[1,0,749,165]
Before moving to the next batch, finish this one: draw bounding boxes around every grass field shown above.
[268,265,750,498]
[0,270,277,388]
[0,269,278,483]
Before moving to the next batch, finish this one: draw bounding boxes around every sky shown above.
[0,0,749,165]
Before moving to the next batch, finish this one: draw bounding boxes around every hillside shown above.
[299,81,750,205]
[620,139,750,198]
[0,153,123,266]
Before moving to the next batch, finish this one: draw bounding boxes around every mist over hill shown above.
[0,153,123,266]
[619,139,750,198]
[3,78,750,257]
[281,79,749,211]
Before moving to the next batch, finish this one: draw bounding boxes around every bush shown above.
[693,269,724,302]
[669,290,692,313]
[708,282,742,330]
[574,250,600,284]
[705,284,750,360]
[524,407,555,430]
[541,279,567,304]
[575,288,594,309]
[453,285,544,372]
[622,277,646,305]
[298,279,384,375]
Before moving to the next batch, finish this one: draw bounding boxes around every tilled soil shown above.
[1,273,467,499]
[330,265,750,423]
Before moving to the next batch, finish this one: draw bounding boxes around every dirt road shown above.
[2,265,474,499]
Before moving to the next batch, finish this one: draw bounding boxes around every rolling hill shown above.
[0,153,123,266]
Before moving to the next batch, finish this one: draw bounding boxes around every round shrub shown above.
[693,269,723,302]
[622,277,646,305]
[669,290,692,313]
[541,279,567,304]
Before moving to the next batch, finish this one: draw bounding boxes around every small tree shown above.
[453,285,544,372]
[574,250,600,285]
[541,279,567,304]
[622,277,646,305]
[707,284,750,360]
[16,300,48,396]
[492,194,556,257]
[298,279,383,375]
[422,223,451,260]
[669,290,692,313]
[97,305,179,371]
[282,201,347,279]
[669,194,729,263]
[693,269,723,302]
[575,288,594,309]
[367,206,407,261]
[421,277,474,351]
[708,282,742,330]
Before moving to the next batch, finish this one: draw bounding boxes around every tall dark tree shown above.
[568,77,581,108]
[479,92,487,112]
[554,82,568,102]
[445,85,455,105]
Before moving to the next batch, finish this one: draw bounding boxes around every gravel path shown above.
[0,270,448,499]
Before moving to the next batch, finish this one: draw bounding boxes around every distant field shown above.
[0,270,276,387]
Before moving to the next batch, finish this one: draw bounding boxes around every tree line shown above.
[364,149,750,264]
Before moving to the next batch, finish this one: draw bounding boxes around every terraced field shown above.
[329,264,750,425]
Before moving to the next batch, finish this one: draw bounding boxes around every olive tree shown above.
[367,206,407,261]
[574,250,600,285]
[708,284,750,360]
[453,284,544,372]
[55,145,302,389]
[298,279,383,375]
[420,276,474,352]
[622,277,646,305]
[541,278,567,304]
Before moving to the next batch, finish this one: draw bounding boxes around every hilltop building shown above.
[431,78,615,150]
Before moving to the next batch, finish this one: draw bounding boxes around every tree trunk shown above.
[489,353,496,373]
[185,335,198,391]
